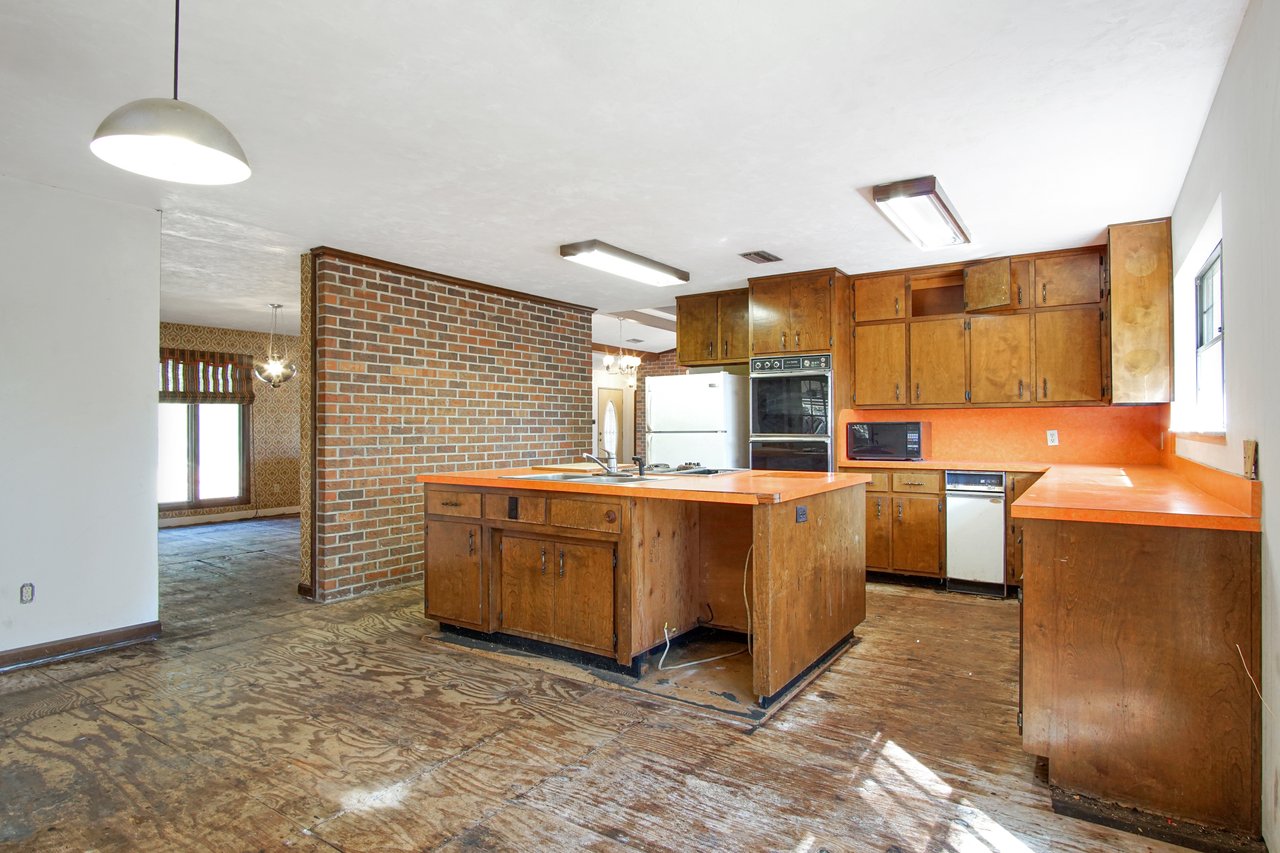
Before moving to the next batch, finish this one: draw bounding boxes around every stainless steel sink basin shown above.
[499,472,593,481]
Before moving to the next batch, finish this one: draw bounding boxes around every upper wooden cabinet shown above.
[675,288,749,365]
[750,271,833,355]
[969,314,1032,404]
[854,322,906,405]
[963,258,1015,312]
[1109,219,1172,404]
[854,274,906,322]
[909,318,967,405]
[1035,249,1104,307]
[1035,307,1104,402]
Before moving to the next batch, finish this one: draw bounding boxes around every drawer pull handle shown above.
[605,510,617,524]
[875,498,882,519]
[1042,282,1048,303]
[903,480,925,486]
[559,550,566,579]
[1017,284,1022,305]
[442,499,461,508]
[468,529,475,555]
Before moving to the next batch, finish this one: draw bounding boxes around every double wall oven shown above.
[748,354,833,471]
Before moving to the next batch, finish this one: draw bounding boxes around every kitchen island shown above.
[416,467,869,703]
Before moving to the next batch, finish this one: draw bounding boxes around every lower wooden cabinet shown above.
[1004,471,1044,585]
[424,519,485,628]
[498,533,615,654]
[864,470,943,577]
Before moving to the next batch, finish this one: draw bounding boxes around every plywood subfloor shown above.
[0,518,1186,851]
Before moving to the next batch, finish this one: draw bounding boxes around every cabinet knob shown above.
[605,510,617,524]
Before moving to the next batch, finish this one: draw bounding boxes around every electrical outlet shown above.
[1046,430,1059,447]
[19,582,34,604]
[796,505,808,523]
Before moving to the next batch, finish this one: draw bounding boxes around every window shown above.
[1193,242,1225,430]
[158,349,254,508]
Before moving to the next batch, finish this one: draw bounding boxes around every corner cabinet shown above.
[676,289,749,366]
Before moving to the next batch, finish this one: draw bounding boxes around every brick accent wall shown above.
[633,350,683,448]
[310,252,594,600]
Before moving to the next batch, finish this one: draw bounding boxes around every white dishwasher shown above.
[944,471,1007,596]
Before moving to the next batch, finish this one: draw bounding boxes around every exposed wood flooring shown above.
[0,518,1184,851]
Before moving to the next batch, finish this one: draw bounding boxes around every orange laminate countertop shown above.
[839,459,1050,474]
[417,467,871,506]
[1011,464,1259,532]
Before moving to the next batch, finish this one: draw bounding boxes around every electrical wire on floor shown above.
[655,545,755,672]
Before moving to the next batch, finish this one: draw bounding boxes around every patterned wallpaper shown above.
[158,321,303,522]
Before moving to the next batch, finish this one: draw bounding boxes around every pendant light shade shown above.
[90,0,250,185]
[91,98,250,185]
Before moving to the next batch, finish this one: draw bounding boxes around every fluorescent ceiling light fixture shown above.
[872,175,970,250]
[560,240,690,287]
[90,0,250,185]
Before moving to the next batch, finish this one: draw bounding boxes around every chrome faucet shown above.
[583,451,618,474]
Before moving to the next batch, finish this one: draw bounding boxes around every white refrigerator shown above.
[645,372,748,469]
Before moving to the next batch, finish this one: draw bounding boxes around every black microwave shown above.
[846,421,930,461]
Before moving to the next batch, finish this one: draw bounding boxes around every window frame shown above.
[1190,241,1225,432]
[1195,242,1224,353]
[158,402,253,511]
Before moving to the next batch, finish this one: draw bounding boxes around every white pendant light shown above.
[253,304,297,388]
[91,0,250,185]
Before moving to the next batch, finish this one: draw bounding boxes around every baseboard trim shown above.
[0,621,162,672]
[159,506,301,528]
[297,582,315,599]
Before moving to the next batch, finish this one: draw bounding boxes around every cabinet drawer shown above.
[483,493,547,524]
[864,471,891,492]
[892,471,941,494]
[547,498,622,534]
[426,489,481,517]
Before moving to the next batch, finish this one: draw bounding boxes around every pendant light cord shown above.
[172,0,180,100]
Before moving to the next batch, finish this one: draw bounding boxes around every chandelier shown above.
[253,303,297,388]
[603,317,642,378]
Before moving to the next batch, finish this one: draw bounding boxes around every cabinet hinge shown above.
[828,336,833,346]
[1017,711,1023,730]
[498,610,503,624]
[938,500,943,512]
[612,551,618,569]
[613,633,618,650]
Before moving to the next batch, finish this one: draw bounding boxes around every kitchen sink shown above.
[574,475,673,485]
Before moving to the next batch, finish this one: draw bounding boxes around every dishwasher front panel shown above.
[944,492,1006,585]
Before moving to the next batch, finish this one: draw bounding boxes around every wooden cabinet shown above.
[1035,250,1103,307]
[424,519,485,628]
[498,533,615,655]
[1109,219,1172,404]
[969,314,1032,404]
[1004,471,1043,585]
[854,323,906,405]
[909,318,966,404]
[962,258,1014,312]
[854,274,905,322]
[750,271,832,355]
[676,289,750,365]
[862,470,943,577]
[1035,308,1103,402]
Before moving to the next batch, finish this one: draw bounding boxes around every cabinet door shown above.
[750,280,792,354]
[854,274,906,322]
[854,323,906,405]
[425,520,484,628]
[677,294,719,364]
[970,314,1032,404]
[1109,220,1172,404]
[893,495,941,575]
[1035,308,1103,402]
[909,318,967,405]
[866,493,892,569]
[718,291,750,361]
[1005,472,1043,584]
[963,258,1013,312]
[499,534,552,636]
[788,273,832,353]
[1036,252,1102,307]
[553,541,615,653]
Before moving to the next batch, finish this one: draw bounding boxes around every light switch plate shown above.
[1046,430,1059,446]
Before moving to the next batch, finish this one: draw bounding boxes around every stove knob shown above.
[773,360,781,369]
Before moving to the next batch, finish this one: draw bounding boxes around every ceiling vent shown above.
[739,250,782,264]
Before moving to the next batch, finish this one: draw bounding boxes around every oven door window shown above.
[750,440,831,472]
[751,375,830,435]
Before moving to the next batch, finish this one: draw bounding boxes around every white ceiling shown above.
[0,1,1246,343]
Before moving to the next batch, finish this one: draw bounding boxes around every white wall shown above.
[0,176,160,653]
[1171,0,1279,838]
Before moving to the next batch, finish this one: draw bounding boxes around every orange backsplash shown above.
[838,405,1170,465]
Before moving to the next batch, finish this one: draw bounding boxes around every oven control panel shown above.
[750,354,831,373]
